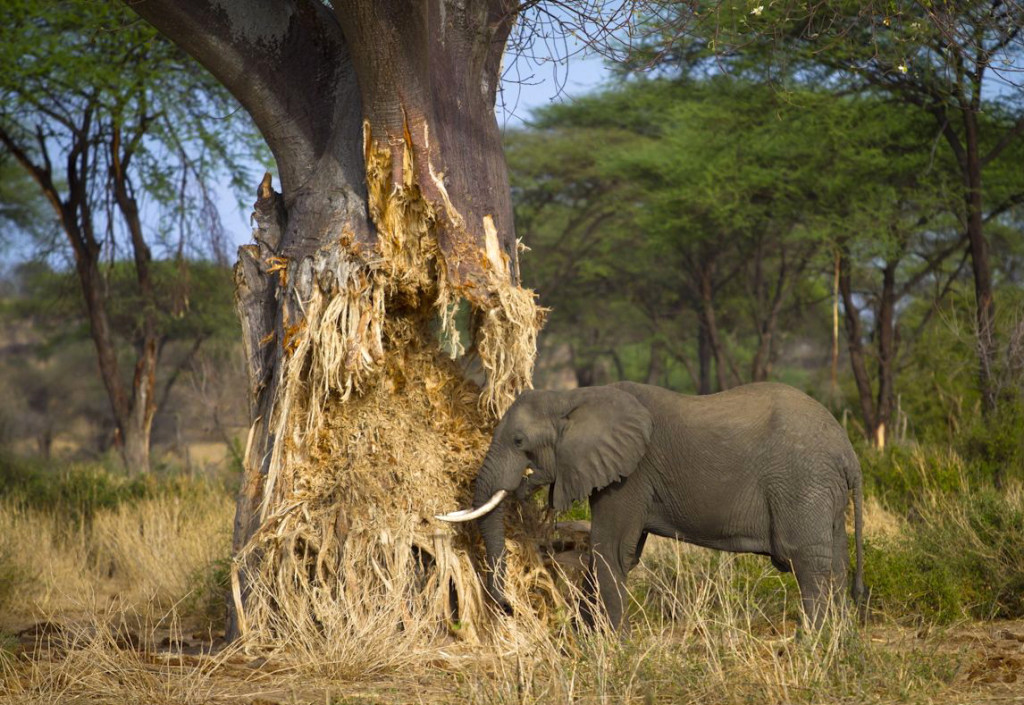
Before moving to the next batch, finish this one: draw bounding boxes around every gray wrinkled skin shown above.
[470,381,865,630]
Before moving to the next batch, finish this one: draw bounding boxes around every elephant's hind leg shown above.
[830,508,849,595]
[792,549,837,630]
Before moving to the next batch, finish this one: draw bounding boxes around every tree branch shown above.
[897,232,969,299]
[0,123,64,220]
[156,334,208,416]
[982,113,1024,167]
[125,0,356,193]
[984,190,1024,221]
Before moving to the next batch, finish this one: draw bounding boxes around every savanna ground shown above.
[0,446,1022,705]
[0,446,1019,705]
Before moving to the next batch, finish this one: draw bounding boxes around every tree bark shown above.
[696,316,713,395]
[698,263,729,392]
[110,125,161,474]
[962,108,997,416]
[131,0,545,643]
[838,250,878,443]
[874,259,898,450]
[748,241,799,383]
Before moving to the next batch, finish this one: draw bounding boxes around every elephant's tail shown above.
[850,469,866,606]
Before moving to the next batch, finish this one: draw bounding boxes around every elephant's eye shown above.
[513,435,525,449]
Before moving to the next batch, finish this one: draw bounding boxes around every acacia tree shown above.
[511,80,830,394]
[779,0,1024,419]
[126,0,558,641]
[0,0,255,473]
[642,0,1024,418]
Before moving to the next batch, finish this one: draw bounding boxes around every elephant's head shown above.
[437,386,653,613]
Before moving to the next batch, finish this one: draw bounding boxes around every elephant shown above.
[438,381,865,630]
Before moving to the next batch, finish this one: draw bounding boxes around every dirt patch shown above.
[951,621,1024,702]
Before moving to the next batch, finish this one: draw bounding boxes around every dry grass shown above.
[0,478,1004,704]
[0,491,233,620]
[0,501,93,615]
[90,492,234,608]
[0,600,257,705]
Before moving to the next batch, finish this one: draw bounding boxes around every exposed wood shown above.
[335,0,520,298]
[227,177,286,641]
[131,0,545,642]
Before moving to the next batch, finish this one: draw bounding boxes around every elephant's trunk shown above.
[476,489,512,614]
[472,450,523,614]
[435,439,524,614]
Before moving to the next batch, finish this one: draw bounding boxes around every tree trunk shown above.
[838,250,878,444]
[696,316,713,395]
[699,265,729,392]
[874,259,898,450]
[131,0,548,644]
[646,340,665,385]
[73,225,156,474]
[121,336,159,474]
[111,131,161,474]
[962,109,997,416]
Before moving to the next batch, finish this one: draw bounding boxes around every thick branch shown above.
[126,0,365,209]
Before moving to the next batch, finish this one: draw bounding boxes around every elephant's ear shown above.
[553,387,653,511]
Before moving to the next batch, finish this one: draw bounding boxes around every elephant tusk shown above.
[435,490,508,523]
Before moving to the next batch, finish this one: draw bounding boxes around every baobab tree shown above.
[125,0,638,641]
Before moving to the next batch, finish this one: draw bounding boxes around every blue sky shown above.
[497,51,609,129]
[1,50,611,264]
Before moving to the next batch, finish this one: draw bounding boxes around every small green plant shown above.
[865,485,1024,622]
[958,398,1024,487]
[858,442,968,511]
[183,555,232,628]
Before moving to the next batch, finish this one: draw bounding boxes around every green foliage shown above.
[5,259,238,345]
[0,0,265,248]
[959,400,1024,484]
[859,443,969,510]
[511,76,971,400]
[184,554,233,629]
[865,486,1024,623]
[0,451,224,529]
[558,499,591,522]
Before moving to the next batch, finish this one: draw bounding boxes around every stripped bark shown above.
[130,0,547,642]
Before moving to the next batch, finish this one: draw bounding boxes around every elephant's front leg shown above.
[588,490,647,631]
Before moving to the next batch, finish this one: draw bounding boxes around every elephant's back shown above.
[613,381,854,473]
[612,381,857,551]
[613,381,834,431]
